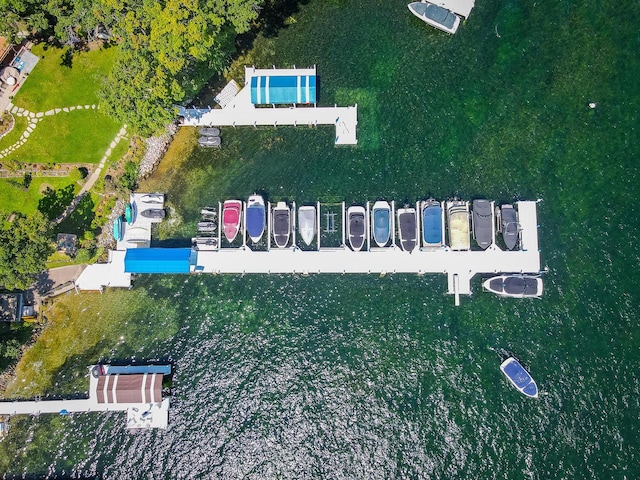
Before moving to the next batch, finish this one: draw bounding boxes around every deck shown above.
[178,66,358,145]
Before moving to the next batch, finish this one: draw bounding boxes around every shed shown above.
[124,248,194,274]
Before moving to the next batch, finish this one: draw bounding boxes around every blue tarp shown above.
[124,248,192,274]
[423,206,443,244]
[250,75,317,104]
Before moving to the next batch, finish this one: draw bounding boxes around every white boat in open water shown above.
[408,1,461,34]
[500,357,538,398]
[483,275,543,298]
[298,206,316,246]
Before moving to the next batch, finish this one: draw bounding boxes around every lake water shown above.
[2,0,639,477]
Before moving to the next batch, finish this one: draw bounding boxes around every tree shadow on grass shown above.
[55,193,95,237]
[37,185,76,221]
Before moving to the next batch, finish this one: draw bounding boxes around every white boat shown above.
[407,1,461,34]
[500,357,538,398]
[397,205,418,252]
[140,193,164,204]
[447,200,470,251]
[371,201,391,247]
[421,199,445,248]
[483,275,543,298]
[298,206,316,246]
[347,206,366,251]
[272,202,291,248]
[246,194,266,243]
[197,136,221,147]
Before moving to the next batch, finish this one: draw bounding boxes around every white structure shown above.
[178,66,358,145]
[0,365,171,430]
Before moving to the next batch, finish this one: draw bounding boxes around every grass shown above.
[3,109,121,165]
[0,115,29,149]
[0,176,80,217]
[12,43,118,112]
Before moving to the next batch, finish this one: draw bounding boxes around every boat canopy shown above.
[250,75,317,104]
[95,373,163,405]
[491,276,540,295]
[124,248,193,274]
[246,206,265,238]
[423,205,443,245]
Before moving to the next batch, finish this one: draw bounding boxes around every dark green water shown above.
[2,0,640,476]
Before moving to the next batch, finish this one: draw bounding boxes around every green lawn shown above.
[0,175,80,217]
[12,43,118,112]
[3,109,121,165]
[0,115,29,149]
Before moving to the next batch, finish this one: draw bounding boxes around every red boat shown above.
[222,200,242,242]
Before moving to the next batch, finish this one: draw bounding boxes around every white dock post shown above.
[267,201,272,251]
[366,201,371,251]
[454,274,460,306]
[242,200,247,248]
[218,202,222,248]
[292,201,297,247]
[341,202,346,248]
[316,201,321,251]
[416,200,420,247]
[391,200,396,248]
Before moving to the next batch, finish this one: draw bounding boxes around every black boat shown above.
[272,202,291,248]
[140,208,166,219]
[347,206,366,251]
[500,204,519,250]
[483,275,543,298]
[472,199,493,249]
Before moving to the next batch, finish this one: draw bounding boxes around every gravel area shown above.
[138,123,178,178]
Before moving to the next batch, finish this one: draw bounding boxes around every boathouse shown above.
[124,248,194,274]
[250,72,317,104]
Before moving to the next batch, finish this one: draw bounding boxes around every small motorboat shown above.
[246,194,266,243]
[298,206,316,246]
[192,236,218,250]
[201,207,217,220]
[125,202,136,223]
[113,216,123,241]
[397,205,418,252]
[500,204,519,250]
[197,221,217,233]
[272,202,291,248]
[421,199,444,248]
[222,200,242,242]
[140,193,164,204]
[198,136,221,147]
[472,199,494,250]
[199,127,220,136]
[371,201,391,247]
[500,357,538,398]
[140,208,166,219]
[483,275,543,298]
[347,206,366,251]
[447,200,470,251]
[407,1,461,34]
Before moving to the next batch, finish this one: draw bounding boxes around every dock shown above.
[76,197,541,305]
[178,66,358,145]
[0,365,171,430]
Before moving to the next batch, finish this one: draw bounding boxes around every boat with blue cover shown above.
[421,199,444,248]
[246,194,266,243]
[113,216,123,241]
[371,201,391,247]
[500,357,538,398]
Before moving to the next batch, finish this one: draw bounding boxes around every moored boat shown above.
[197,221,217,233]
[246,194,266,243]
[197,136,221,147]
[199,127,220,136]
[397,205,418,252]
[298,206,316,246]
[222,200,242,242]
[483,275,543,298]
[113,216,123,241]
[272,201,291,248]
[140,193,164,204]
[347,206,366,251]
[201,207,217,220]
[472,199,494,250]
[125,202,136,223]
[500,357,538,398]
[447,200,470,251]
[500,204,519,250]
[407,1,461,34]
[421,199,444,248]
[140,208,166,219]
[371,201,391,247]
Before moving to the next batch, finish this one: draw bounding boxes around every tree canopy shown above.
[0,213,54,291]
[0,0,263,134]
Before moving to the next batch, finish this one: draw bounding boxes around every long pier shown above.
[178,66,358,145]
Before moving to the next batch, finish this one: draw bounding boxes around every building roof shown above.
[250,74,317,105]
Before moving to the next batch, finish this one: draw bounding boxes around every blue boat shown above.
[421,199,444,248]
[246,194,266,243]
[113,216,123,242]
[125,202,136,223]
[500,357,538,398]
[371,201,391,247]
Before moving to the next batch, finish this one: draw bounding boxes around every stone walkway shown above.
[0,103,98,159]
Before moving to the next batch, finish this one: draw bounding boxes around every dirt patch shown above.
[0,112,15,138]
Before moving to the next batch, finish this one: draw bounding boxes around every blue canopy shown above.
[250,75,317,104]
[246,205,265,238]
[423,205,443,244]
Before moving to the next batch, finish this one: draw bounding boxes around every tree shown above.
[0,213,54,291]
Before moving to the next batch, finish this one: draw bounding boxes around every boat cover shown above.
[501,205,518,250]
[490,276,540,295]
[473,199,493,249]
[448,207,470,250]
[246,206,265,238]
[349,212,365,249]
[95,373,162,404]
[125,248,192,274]
[423,205,443,245]
[399,211,417,250]
[503,360,532,389]
[273,210,290,246]
[250,75,317,104]
[199,127,220,136]
[373,209,390,244]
